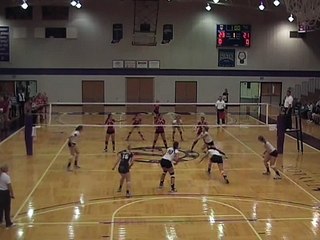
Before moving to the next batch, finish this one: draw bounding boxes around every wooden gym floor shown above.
[0,113,320,240]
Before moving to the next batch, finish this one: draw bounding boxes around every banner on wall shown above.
[218,49,235,67]
[0,26,10,62]
[236,50,248,66]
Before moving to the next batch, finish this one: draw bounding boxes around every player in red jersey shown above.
[126,113,145,141]
[153,100,160,116]
[104,113,116,152]
[153,100,160,122]
[191,116,208,151]
[152,113,168,150]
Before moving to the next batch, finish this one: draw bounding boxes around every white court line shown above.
[13,139,68,220]
[0,126,24,146]
[223,128,320,203]
[109,196,262,240]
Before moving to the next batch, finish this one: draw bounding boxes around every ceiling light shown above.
[258,2,265,11]
[76,1,81,8]
[213,0,220,3]
[21,0,28,9]
[206,3,211,11]
[273,0,280,6]
[288,14,294,22]
[70,0,77,7]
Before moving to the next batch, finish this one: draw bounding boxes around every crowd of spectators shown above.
[301,100,320,124]
[0,92,48,130]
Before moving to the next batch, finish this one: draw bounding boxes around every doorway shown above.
[175,81,197,113]
[82,81,105,113]
[126,77,154,112]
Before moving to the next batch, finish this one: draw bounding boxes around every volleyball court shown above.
[8,101,320,239]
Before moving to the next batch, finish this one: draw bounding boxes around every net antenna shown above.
[132,0,159,46]
[284,0,320,31]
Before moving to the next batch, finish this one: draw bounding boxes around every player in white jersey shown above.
[159,141,180,192]
[258,135,281,179]
[191,126,214,152]
[172,115,184,142]
[67,125,83,171]
[199,146,229,184]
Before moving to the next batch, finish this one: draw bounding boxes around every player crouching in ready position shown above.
[159,141,180,192]
[112,145,135,198]
[191,126,214,152]
[258,135,281,180]
[199,146,229,184]
[67,125,83,171]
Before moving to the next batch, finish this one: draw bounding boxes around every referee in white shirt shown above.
[0,164,15,228]
[283,90,294,129]
[216,96,226,124]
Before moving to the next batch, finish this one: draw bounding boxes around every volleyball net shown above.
[44,102,276,129]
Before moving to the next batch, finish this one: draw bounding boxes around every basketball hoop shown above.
[284,0,320,30]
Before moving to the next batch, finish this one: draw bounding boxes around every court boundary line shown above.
[0,126,24,146]
[109,196,262,240]
[13,139,69,220]
[223,128,320,203]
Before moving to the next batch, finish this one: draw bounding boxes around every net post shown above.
[266,103,269,125]
[48,103,52,125]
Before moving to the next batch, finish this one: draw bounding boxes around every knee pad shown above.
[170,172,175,176]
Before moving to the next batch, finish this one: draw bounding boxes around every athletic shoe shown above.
[274,175,282,180]
[224,176,230,184]
[159,183,164,189]
[169,188,177,193]
[262,172,271,175]
[104,148,108,152]
[126,192,131,198]
[74,165,80,169]
[67,167,73,172]
[6,223,15,229]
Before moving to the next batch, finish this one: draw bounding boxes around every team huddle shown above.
[66,108,281,197]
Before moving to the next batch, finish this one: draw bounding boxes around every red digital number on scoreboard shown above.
[243,32,250,46]
[245,38,250,47]
[219,31,226,38]
[243,32,250,39]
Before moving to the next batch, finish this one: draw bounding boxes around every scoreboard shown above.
[216,24,251,47]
